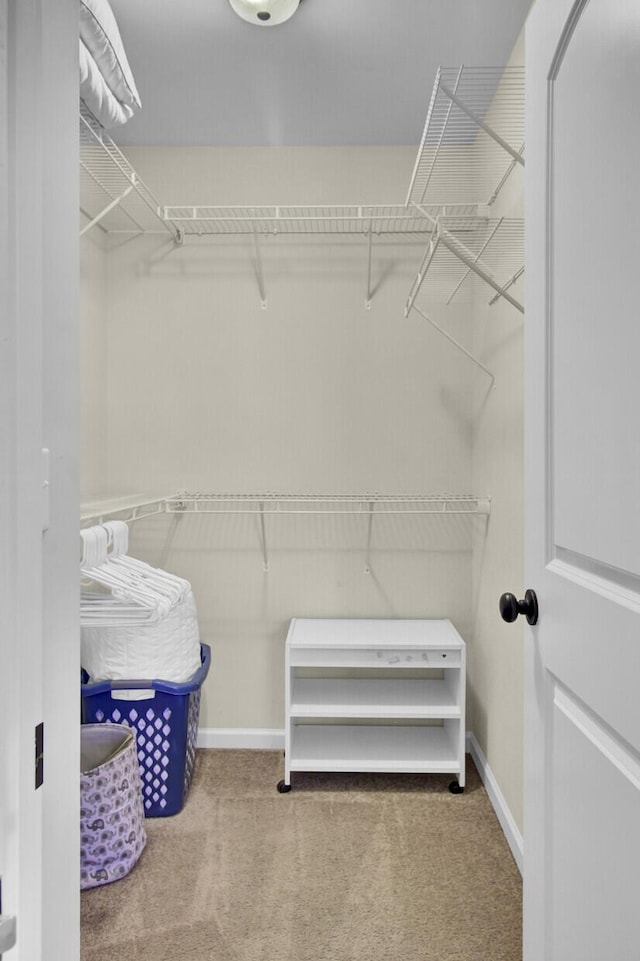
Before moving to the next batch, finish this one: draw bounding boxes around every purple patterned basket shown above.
[80,723,147,890]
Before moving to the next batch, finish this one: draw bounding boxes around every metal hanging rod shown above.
[408,303,495,384]
[406,65,525,208]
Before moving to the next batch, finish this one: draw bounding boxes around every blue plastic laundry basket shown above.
[81,644,211,817]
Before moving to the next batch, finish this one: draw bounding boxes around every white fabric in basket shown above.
[82,589,201,701]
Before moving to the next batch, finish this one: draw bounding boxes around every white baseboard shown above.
[197,727,285,750]
[196,727,523,875]
[466,732,523,875]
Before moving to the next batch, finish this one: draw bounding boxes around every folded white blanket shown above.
[80,38,134,129]
[81,589,202,701]
[79,0,141,111]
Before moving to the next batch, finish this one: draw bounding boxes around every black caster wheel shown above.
[448,780,465,794]
[277,779,292,794]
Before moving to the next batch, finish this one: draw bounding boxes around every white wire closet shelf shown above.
[81,493,491,524]
[405,215,524,313]
[406,66,525,208]
[81,494,167,528]
[164,493,491,514]
[159,204,479,237]
[157,203,483,309]
[81,493,491,574]
[79,104,180,240]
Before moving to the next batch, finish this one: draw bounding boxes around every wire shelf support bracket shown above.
[252,223,268,309]
[364,500,375,573]
[408,303,495,384]
[365,228,374,310]
[79,181,135,238]
[259,501,269,571]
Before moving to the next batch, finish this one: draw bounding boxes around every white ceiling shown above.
[110,0,532,148]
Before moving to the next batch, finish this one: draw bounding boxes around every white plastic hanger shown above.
[80,522,187,625]
[101,521,190,606]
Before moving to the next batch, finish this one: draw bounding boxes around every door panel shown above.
[526,1,640,958]
[550,0,640,578]
[551,683,640,959]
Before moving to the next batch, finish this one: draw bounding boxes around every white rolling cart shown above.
[277,618,466,795]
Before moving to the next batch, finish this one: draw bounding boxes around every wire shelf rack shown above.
[81,493,490,572]
[165,492,491,515]
[79,65,523,242]
[79,104,179,240]
[160,204,479,237]
[81,492,490,522]
[78,63,524,329]
[405,215,524,311]
[406,66,525,208]
[80,495,168,528]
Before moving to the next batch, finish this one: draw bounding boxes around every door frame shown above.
[0,1,79,958]
[524,2,566,953]
[1,3,45,955]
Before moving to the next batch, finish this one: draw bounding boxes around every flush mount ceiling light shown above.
[228,0,300,26]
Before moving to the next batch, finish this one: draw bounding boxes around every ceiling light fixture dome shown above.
[228,0,300,26]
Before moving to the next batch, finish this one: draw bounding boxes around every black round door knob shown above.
[499,589,538,625]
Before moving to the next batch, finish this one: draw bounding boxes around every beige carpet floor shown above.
[81,750,522,961]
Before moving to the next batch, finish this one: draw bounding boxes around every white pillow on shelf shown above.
[80,39,135,129]
[79,0,141,112]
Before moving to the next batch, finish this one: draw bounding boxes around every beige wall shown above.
[79,146,479,731]
[469,29,525,832]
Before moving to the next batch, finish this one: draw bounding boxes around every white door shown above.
[525,1,640,959]
[1,1,79,959]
